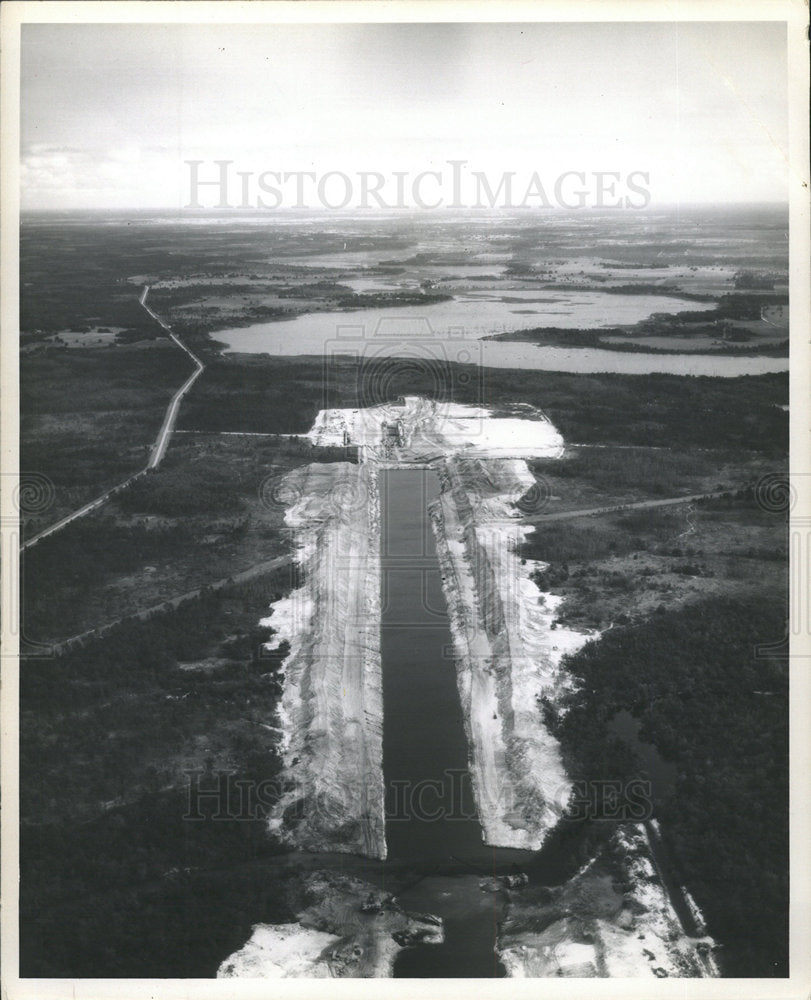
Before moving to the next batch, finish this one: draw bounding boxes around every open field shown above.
[21,207,787,357]
[21,342,787,644]
[21,342,786,647]
[22,335,786,548]
[18,206,787,535]
[523,492,786,630]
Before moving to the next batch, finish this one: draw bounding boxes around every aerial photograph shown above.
[9,10,800,988]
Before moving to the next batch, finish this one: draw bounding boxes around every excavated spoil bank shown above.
[497,824,719,978]
[431,455,592,849]
[243,396,718,978]
[266,397,579,855]
[217,870,443,979]
[264,461,385,858]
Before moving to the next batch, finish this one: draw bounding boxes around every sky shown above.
[20,20,789,210]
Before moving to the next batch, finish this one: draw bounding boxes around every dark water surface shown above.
[379,469,530,977]
[608,709,677,801]
[380,468,483,862]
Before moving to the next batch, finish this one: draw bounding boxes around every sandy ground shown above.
[263,460,385,858]
[266,397,573,858]
[432,456,595,849]
[256,397,716,980]
[497,824,719,978]
[218,869,443,978]
[306,395,566,461]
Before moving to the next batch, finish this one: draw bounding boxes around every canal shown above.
[379,468,531,977]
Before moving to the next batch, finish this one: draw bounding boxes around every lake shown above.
[216,293,787,377]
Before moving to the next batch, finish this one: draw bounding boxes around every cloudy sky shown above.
[21,20,788,209]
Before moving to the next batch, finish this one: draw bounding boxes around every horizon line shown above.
[19,200,790,214]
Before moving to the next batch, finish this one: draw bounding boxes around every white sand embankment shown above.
[306,396,565,461]
[257,395,720,979]
[266,397,570,858]
[218,870,443,979]
[431,456,594,849]
[218,924,339,978]
[263,461,385,858]
[268,397,587,855]
[497,823,719,978]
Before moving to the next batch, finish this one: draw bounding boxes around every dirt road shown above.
[44,554,291,654]
[22,289,204,549]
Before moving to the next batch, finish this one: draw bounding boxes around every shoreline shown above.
[218,870,444,978]
[497,823,720,978]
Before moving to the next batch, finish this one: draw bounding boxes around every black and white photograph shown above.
[1,1,809,996]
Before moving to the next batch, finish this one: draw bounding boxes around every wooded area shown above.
[548,595,789,976]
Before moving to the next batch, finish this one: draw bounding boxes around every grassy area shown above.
[20,214,413,344]
[21,431,352,643]
[20,344,194,533]
[20,339,787,543]
[21,343,787,643]
[153,280,453,339]
[19,211,790,981]
[523,492,786,629]
[21,220,172,338]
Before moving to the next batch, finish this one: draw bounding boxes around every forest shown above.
[177,354,788,456]
[547,595,789,977]
[20,345,193,532]
[20,345,787,545]
[20,573,295,977]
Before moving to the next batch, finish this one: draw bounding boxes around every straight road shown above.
[46,554,291,654]
[21,469,148,548]
[532,489,730,523]
[175,430,304,439]
[22,289,205,549]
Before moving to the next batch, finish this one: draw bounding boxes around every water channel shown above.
[379,468,532,976]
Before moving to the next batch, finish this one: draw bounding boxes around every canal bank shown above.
[380,467,532,976]
[221,398,719,979]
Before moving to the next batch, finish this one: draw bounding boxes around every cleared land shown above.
[19,208,789,979]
